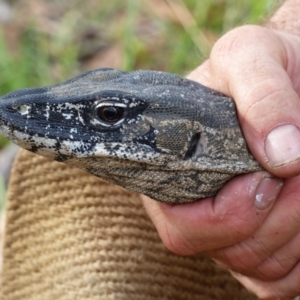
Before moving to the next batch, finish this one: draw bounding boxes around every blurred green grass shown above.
[0,0,274,148]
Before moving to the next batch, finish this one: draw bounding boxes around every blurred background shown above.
[0,0,276,254]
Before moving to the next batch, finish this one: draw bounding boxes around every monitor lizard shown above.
[0,68,262,203]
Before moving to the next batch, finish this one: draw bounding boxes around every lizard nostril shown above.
[15,104,31,115]
[184,132,201,160]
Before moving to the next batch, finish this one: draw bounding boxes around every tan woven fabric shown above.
[1,149,257,300]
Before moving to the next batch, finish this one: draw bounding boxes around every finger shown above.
[142,171,282,254]
[208,175,300,279]
[256,229,300,280]
[186,59,211,85]
[231,261,300,300]
[193,25,300,178]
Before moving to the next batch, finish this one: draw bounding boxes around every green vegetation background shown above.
[0,0,274,102]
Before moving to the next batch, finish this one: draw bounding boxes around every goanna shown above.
[0,68,262,203]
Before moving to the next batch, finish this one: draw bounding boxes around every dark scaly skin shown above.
[0,68,262,203]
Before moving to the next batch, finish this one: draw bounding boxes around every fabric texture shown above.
[1,149,257,300]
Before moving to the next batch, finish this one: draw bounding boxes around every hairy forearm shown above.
[266,0,300,34]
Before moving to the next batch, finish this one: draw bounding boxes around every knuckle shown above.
[216,243,261,272]
[211,25,269,66]
[256,256,290,281]
[157,222,197,256]
[244,78,294,117]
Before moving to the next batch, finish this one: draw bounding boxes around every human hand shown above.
[142,25,300,300]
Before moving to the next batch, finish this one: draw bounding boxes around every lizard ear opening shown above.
[184,132,201,160]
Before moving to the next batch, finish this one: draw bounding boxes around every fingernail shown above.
[265,124,300,167]
[255,176,283,210]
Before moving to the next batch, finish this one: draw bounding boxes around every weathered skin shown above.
[0,68,262,203]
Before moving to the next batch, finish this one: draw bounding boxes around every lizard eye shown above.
[94,102,127,126]
[97,106,124,122]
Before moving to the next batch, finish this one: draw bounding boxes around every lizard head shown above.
[0,68,261,203]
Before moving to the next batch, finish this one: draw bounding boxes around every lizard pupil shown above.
[98,106,124,122]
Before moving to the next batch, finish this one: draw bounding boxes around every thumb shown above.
[189,25,300,178]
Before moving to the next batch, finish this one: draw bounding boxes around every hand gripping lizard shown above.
[0,68,262,203]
